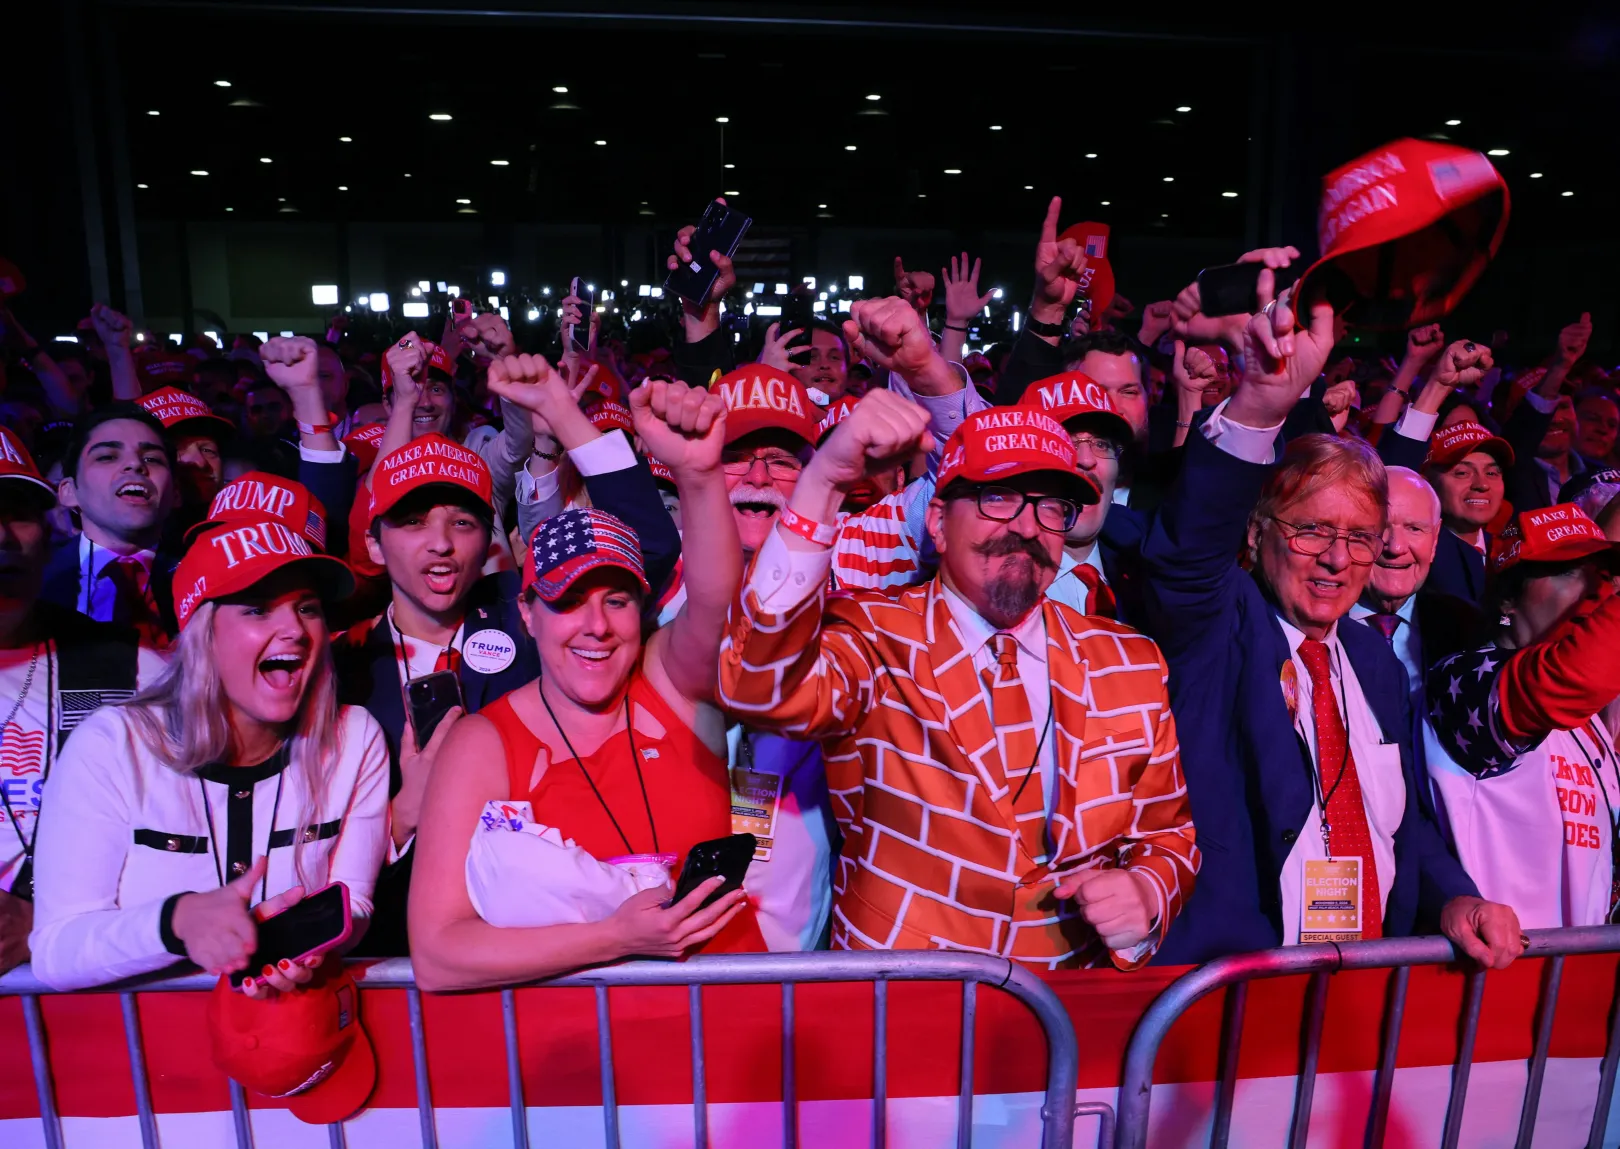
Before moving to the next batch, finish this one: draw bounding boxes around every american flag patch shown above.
[1085,235,1108,259]
[306,508,327,550]
[1429,154,1497,203]
[59,690,135,732]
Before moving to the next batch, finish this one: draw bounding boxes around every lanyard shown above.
[1295,642,1355,861]
[197,745,287,903]
[0,643,53,864]
[390,608,462,683]
[537,678,658,856]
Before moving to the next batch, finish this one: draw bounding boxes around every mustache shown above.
[974,531,1058,570]
[729,484,787,510]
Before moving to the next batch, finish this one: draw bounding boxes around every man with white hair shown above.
[1350,467,1485,718]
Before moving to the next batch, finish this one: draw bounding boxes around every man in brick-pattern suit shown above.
[719,389,1198,970]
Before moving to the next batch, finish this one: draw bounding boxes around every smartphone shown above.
[664,200,752,306]
[406,670,464,745]
[232,882,353,988]
[668,833,757,910]
[565,276,583,351]
[1196,261,1305,317]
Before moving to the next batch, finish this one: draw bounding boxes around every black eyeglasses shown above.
[960,484,1080,533]
[1270,517,1381,565]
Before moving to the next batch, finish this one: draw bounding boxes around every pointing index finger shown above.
[1040,196,1062,243]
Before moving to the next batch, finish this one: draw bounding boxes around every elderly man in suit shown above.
[720,391,1198,970]
[1141,285,1522,968]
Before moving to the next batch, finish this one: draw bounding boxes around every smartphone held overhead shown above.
[664,200,751,306]
[1196,260,1304,317]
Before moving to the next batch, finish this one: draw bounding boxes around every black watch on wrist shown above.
[1023,316,1066,338]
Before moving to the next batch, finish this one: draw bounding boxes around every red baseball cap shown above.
[523,508,650,601]
[135,351,195,391]
[207,964,376,1125]
[1295,139,1509,330]
[815,396,858,446]
[586,399,635,437]
[646,457,677,489]
[186,473,329,550]
[138,386,235,440]
[0,425,56,506]
[368,433,493,521]
[714,365,818,448]
[936,408,1100,505]
[1491,503,1619,576]
[1017,372,1132,443]
[1425,420,1515,470]
[379,340,456,394]
[341,424,386,472]
[1058,222,1114,318]
[174,520,354,631]
[581,358,626,405]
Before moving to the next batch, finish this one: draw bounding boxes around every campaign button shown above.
[463,628,518,675]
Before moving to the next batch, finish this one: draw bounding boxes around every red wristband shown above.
[778,506,837,547]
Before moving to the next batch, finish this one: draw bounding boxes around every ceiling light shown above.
[715,116,729,123]
[552,85,568,93]
[1024,184,1034,190]
[1163,176,1174,182]
[147,110,159,116]
[490,159,510,166]
[1530,172,1544,178]
[944,168,961,174]
[225,207,233,212]
[818,203,828,209]
[1445,119,1461,126]
[594,139,607,146]
[214,80,231,88]
[865,94,881,101]
[339,136,352,143]
[259,157,272,164]
[136,182,149,189]
[278,197,286,203]
[337,185,348,191]
[403,173,412,178]
[456,198,471,204]
[725,189,740,195]
[989,125,1002,131]
[311,284,339,306]
[1175,105,1191,113]
[1161,213,1170,218]
[845,144,857,151]
[190,170,208,176]
[1487,148,1509,156]
[724,163,735,169]
[1222,190,1239,197]
[429,113,452,121]
[1084,153,1097,159]
[1100,200,1111,206]
[917,193,926,198]
[1563,190,1575,197]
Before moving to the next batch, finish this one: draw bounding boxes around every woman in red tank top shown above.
[408,374,760,991]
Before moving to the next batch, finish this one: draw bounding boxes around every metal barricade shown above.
[1115,925,1620,1149]
[1,949,1081,1149]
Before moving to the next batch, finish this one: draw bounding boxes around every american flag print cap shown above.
[525,508,650,602]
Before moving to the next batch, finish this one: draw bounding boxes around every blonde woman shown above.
[29,508,389,992]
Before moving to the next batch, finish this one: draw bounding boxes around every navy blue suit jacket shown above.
[1141,432,1478,964]
[1097,502,1148,627]
[39,539,181,636]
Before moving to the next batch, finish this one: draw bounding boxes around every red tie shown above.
[1366,613,1401,644]
[434,647,460,674]
[1074,565,1117,619]
[1296,639,1383,939]
[105,557,162,645]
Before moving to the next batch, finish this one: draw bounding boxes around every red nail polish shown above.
[278,959,293,972]
[262,965,275,977]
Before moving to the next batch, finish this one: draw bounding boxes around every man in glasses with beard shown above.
[719,400,1198,969]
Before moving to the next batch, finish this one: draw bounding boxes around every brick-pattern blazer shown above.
[719,574,1199,970]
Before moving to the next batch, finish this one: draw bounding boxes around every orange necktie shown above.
[979,633,1049,865]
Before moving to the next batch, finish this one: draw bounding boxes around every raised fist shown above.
[1430,340,1494,393]
[89,303,133,349]
[456,311,515,362]
[1404,323,1445,365]
[892,257,935,313]
[629,379,727,476]
[261,336,322,392]
[384,333,428,401]
[843,297,935,379]
[809,389,934,492]
[1558,312,1593,365]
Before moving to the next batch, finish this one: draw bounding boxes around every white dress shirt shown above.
[1276,619,1406,943]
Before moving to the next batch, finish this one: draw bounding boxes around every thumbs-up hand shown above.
[169,855,268,978]
[1054,865,1158,951]
[1558,312,1593,365]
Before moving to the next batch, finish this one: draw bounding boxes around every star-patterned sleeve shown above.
[1426,644,1532,779]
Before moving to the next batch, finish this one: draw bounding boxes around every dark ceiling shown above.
[109,3,1620,243]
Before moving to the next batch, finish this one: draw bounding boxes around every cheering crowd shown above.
[1,134,1616,1060]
